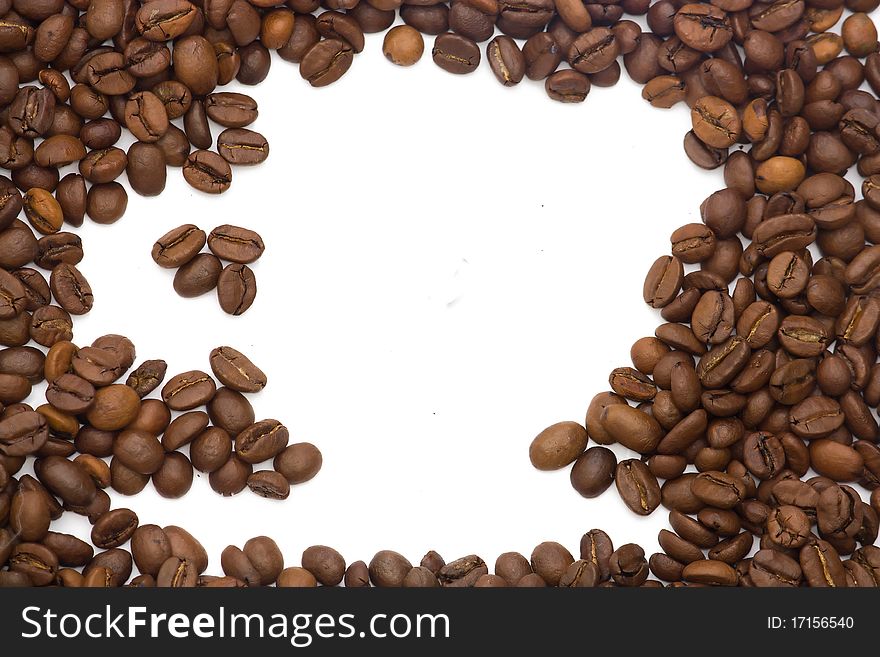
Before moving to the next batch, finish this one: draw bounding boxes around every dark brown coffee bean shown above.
[432,32,480,74]
[570,446,616,498]
[487,35,524,85]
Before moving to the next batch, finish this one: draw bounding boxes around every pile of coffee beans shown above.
[3,0,880,587]
[152,223,263,313]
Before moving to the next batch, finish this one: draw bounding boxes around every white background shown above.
[36,15,862,576]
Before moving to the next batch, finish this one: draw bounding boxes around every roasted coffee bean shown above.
[173,254,222,298]
[208,454,252,496]
[273,442,322,484]
[208,346,266,393]
[300,38,354,86]
[432,32,480,74]
[162,370,216,411]
[235,420,289,464]
[246,470,289,499]
[570,446,616,498]
[205,93,258,129]
[126,360,167,398]
[207,225,264,264]
[183,150,232,194]
[151,224,206,269]
[615,459,661,516]
[217,263,257,315]
[358,551,408,588]
[216,129,268,166]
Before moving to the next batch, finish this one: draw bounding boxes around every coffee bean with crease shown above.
[217,129,269,166]
[438,555,488,587]
[49,263,93,316]
[162,370,216,411]
[209,346,267,393]
[183,150,232,194]
[608,367,656,402]
[152,224,206,268]
[125,360,167,398]
[691,95,741,148]
[217,263,257,315]
[300,39,354,86]
[207,225,264,264]
[235,419,289,464]
[432,32,480,74]
[205,93,259,128]
[766,505,811,549]
[615,458,661,516]
[568,28,618,75]
[800,540,847,587]
[487,35,525,86]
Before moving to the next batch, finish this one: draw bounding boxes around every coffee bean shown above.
[205,93,258,128]
[235,419,289,464]
[273,442,322,484]
[487,35,524,85]
[674,4,732,53]
[216,129,269,166]
[616,458,661,515]
[691,96,741,148]
[247,470,290,499]
[531,541,574,586]
[183,150,232,195]
[207,225,264,264]
[162,370,216,411]
[529,421,588,470]
[209,346,267,393]
[570,446,616,498]
[300,38,354,86]
[568,28,618,74]
[432,32,480,74]
[217,263,257,315]
[126,359,167,398]
[173,253,222,298]
[369,550,412,587]
[152,224,206,268]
